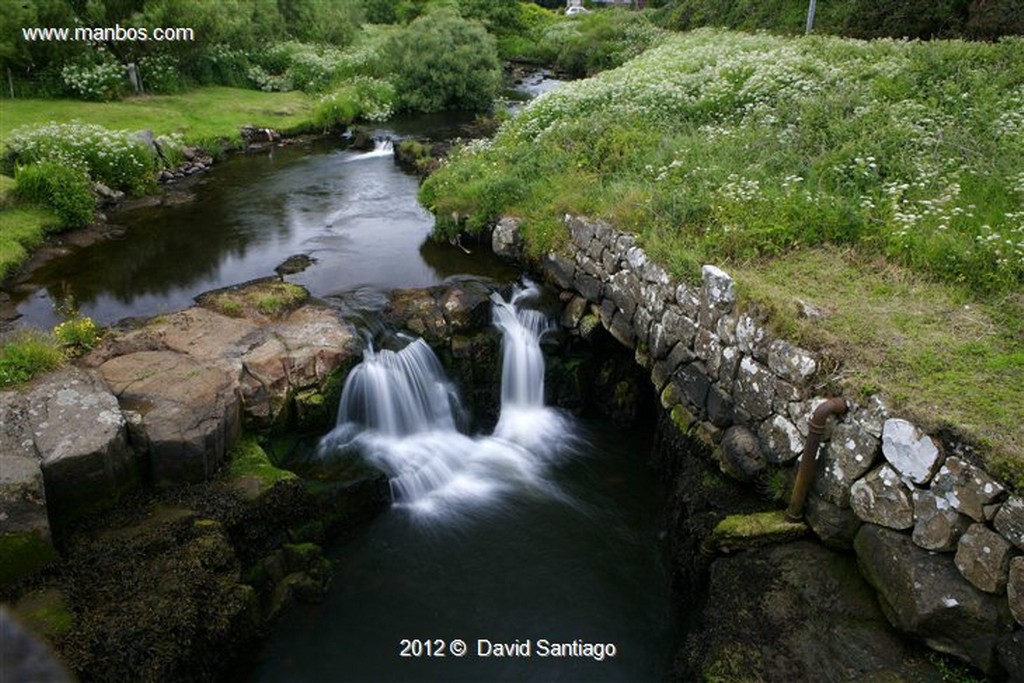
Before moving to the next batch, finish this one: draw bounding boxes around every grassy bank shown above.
[0,87,314,283]
[421,29,1024,470]
[1,87,314,148]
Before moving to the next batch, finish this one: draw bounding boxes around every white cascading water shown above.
[343,136,394,162]
[318,281,575,518]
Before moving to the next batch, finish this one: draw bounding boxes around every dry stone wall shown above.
[494,214,1023,675]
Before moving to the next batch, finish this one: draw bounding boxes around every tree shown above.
[386,7,500,113]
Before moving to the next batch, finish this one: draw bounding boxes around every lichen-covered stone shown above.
[0,395,53,571]
[852,395,888,438]
[931,457,1006,522]
[994,496,1024,551]
[813,421,879,508]
[23,367,135,521]
[491,216,522,259]
[767,339,818,385]
[854,524,1015,675]
[661,305,697,351]
[733,356,776,422]
[735,312,768,361]
[881,418,943,485]
[758,414,804,465]
[1008,557,1024,626]
[912,489,972,552]
[675,284,699,319]
[693,329,723,377]
[718,425,765,482]
[699,264,735,328]
[560,296,588,331]
[718,345,741,388]
[954,523,1016,594]
[605,269,641,319]
[850,465,914,530]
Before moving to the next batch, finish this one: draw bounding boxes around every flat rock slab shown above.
[98,350,239,486]
[704,510,808,554]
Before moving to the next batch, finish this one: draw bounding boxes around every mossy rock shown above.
[0,532,57,587]
[705,510,808,554]
[227,436,298,501]
[15,588,73,639]
[197,279,309,322]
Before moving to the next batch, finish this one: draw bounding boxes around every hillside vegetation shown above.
[421,29,1024,472]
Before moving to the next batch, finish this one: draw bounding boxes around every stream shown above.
[5,101,676,681]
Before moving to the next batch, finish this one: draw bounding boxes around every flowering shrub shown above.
[423,29,1024,295]
[138,54,184,94]
[313,77,396,127]
[61,60,127,101]
[54,316,100,354]
[4,122,156,195]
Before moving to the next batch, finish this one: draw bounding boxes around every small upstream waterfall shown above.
[344,136,393,162]
[318,283,574,517]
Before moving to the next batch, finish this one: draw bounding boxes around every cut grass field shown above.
[0,86,314,148]
[422,29,1024,473]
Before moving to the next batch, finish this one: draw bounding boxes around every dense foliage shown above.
[648,0,1024,40]
[385,8,501,113]
[421,29,1024,297]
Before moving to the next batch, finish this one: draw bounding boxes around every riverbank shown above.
[422,28,1024,480]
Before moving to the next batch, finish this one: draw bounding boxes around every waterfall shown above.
[319,282,575,518]
[344,136,394,162]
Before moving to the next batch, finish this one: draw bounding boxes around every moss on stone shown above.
[706,510,808,554]
[227,436,298,497]
[578,313,600,339]
[16,588,73,639]
[670,404,695,433]
[0,532,57,586]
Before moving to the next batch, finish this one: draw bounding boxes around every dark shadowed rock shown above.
[855,524,1015,674]
[718,425,766,482]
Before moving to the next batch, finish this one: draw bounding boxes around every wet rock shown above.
[386,288,448,341]
[912,489,972,552]
[22,367,136,522]
[1009,557,1024,625]
[560,296,588,331]
[758,414,804,465]
[718,425,766,482]
[679,540,945,682]
[438,281,491,334]
[274,254,316,277]
[881,418,943,485]
[855,524,1015,674]
[805,494,862,549]
[930,457,1006,522]
[954,523,1016,594]
[850,465,914,530]
[733,356,776,422]
[491,216,522,260]
[99,350,240,486]
[995,497,1024,551]
[813,421,879,508]
[705,386,734,429]
[767,339,818,385]
[672,362,710,417]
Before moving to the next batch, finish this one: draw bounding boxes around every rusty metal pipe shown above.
[785,396,848,522]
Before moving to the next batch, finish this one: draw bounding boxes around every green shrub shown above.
[138,54,185,94]
[386,8,501,113]
[0,330,65,387]
[14,163,94,229]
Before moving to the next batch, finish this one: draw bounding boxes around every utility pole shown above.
[806,0,817,34]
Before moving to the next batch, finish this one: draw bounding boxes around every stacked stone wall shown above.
[494,214,1022,675]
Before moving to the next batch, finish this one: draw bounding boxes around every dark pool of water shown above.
[247,418,674,683]
[10,130,516,329]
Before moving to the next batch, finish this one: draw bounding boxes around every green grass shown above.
[0,329,65,387]
[422,29,1024,469]
[1,87,314,149]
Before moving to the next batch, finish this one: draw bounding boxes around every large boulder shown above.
[854,524,1015,674]
[98,350,239,486]
[850,465,914,530]
[677,540,944,682]
[23,367,135,521]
